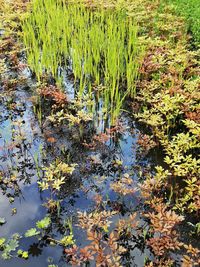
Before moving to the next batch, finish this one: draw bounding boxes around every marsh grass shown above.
[22,0,144,124]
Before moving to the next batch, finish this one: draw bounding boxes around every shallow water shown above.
[0,65,163,266]
[0,2,167,265]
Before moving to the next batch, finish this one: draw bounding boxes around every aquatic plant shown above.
[22,0,144,123]
[1,0,200,266]
[38,160,77,191]
[0,234,21,260]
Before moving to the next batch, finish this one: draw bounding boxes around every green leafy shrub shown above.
[167,0,200,44]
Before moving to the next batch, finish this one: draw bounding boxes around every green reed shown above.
[22,0,144,124]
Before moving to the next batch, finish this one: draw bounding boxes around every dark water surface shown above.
[0,67,163,267]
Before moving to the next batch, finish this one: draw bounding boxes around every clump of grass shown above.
[22,0,144,124]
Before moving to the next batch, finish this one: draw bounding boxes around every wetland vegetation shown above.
[0,0,199,266]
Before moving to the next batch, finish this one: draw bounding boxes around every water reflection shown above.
[0,72,159,266]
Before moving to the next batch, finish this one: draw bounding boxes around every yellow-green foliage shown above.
[22,0,144,123]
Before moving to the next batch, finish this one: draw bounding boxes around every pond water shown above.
[0,1,172,266]
[0,64,163,266]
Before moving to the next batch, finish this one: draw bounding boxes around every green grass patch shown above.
[22,0,144,123]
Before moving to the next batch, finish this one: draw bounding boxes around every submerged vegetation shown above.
[0,0,200,266]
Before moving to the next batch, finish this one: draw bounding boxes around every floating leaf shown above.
[1,251,11,260]
[1,237,20,259]
[25,228,40,237]
[0,238,6,247]
[60,235,74,246]
[6,238,19,252]
[36,217,51,229]
[18,249,29,259]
